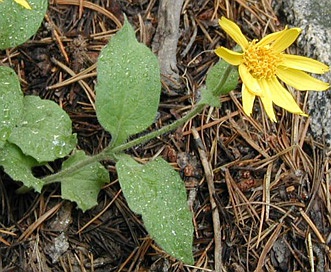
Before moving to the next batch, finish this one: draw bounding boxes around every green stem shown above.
[110,103,205,154]
[43,103,206,184]
[43,61,234,185]
[42,151,109,184]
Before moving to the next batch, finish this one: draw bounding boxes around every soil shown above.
[1,0,331,271]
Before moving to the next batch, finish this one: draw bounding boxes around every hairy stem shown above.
[42,151,109,184]
[42,60,235,185]
[43,103,206,184]
[110,103,205,154]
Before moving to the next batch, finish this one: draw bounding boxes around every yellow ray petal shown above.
[258,28,287,47]
[271,28,301,53]
[14,0,32,9]
[242,84,256,116]
[219,17,249,49]
[282,54,329,74]
[215,47,242,65]
[276,67,330,91]
[238,64,262,95]
[259,79,277,122]
[268,77,307,115]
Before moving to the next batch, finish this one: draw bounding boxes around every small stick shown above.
[306,232,315,272]
[191,127,224,271]
[257,162,273,247]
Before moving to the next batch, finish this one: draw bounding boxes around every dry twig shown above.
[192,127,224,271]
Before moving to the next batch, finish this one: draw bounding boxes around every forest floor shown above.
[1,0,331,271]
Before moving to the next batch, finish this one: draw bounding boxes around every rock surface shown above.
[275,0,331,147]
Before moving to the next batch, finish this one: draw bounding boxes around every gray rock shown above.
[274,0,331,147]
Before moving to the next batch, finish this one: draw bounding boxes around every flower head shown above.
[215,17,329,122]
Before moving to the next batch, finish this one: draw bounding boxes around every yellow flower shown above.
[215,17,329,122]
[0,0,32,9]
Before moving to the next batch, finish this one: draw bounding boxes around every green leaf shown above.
[60,150,109,212]
[116,154,194,264]
[206,59,239,96]
[95,17,161,147]
[0,0,48,50]
[0,66,24,148]
[8,96,77,162]
[0,0,48,49]
[0,142,44,192]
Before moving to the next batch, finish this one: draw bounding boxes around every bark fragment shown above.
[152,0,184,92]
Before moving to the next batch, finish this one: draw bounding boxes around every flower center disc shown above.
[243,41,281,79]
